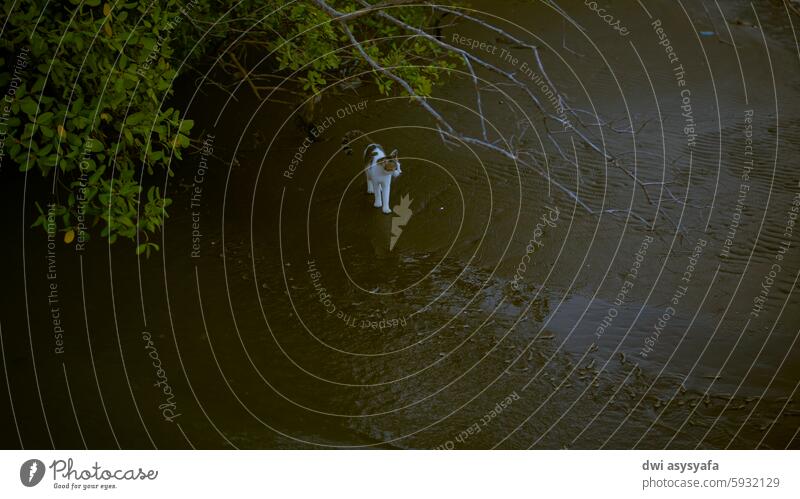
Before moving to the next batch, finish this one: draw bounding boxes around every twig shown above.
[462,54,488,141]
[562,18,584,57]
[229,52,261,100]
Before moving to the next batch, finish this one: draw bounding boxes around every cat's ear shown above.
[389,149,398,158]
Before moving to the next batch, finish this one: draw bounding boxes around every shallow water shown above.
[1,0,799,449]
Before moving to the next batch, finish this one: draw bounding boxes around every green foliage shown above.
[223,0,457,96]
[1,0,458,252]
[1,0,197,247]
[171,1,460,103]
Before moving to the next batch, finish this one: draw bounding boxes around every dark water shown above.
[2,0,800,449]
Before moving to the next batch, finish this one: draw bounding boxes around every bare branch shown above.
[337,20,455,133]
[313,0,423,22]
[229,52,261,100]
[462,54,488,141]
[307,0,686,231]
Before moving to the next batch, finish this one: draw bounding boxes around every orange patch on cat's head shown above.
[380,149,400,171]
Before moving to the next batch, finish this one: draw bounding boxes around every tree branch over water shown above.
[309,0,687,230]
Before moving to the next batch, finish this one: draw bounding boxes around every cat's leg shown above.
[366,170,374,193]
[372,181,382,208]
[381,179,392,214]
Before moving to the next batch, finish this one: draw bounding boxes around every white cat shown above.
[363,144,401,214]
[342,130,402,214]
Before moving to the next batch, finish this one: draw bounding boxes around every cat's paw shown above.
[373,201,383,208]
[382,207,392,214]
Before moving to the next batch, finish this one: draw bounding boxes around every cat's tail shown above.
[341,129,370,156]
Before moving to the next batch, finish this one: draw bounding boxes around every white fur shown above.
[364,144,401,214]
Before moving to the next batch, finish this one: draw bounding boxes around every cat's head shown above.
[380,149,402,177]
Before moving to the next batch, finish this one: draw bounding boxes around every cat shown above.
[342,131,402,214]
